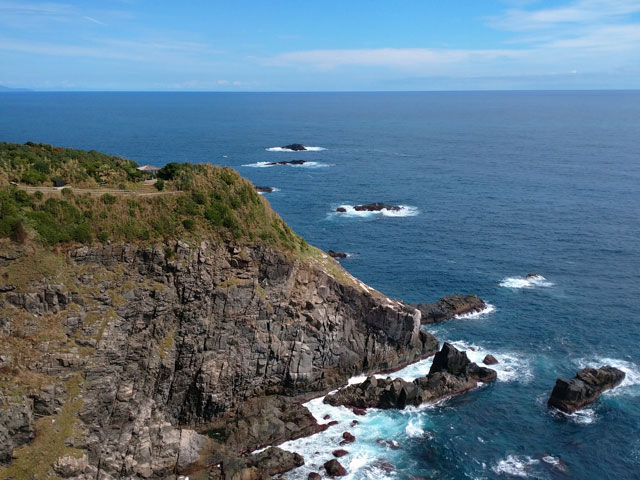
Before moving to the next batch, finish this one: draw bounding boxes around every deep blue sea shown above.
[1,91,639,480]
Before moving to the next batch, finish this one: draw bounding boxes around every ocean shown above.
[1,91,639,479]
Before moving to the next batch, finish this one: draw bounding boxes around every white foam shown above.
[541,455,559,466]
[333,205,419,218]
[242,161,330,168]
[405,418,424,437]
[575,357,640,396]
[266,146,326,152]
[256,187,280,195]
[492,455,540,477]
[563,408,597,424]
[454,303,496,319]
[499,274,554,289]
[448,340,533,384]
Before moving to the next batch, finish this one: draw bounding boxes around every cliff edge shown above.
[0,143,437,479]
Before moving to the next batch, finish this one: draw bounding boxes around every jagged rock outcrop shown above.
[0,240,438,478]
[266,160,306,166]
[281,144,307,151]
[353,203,400,212]
[548,366,625,413]
[413,294,486,324]
[324,343,496,410]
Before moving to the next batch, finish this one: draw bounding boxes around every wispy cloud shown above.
[266,48,524,70]
[493,0,640,30]
[83,15,105,26]
[0,36,224,63]
[267,0,640,77]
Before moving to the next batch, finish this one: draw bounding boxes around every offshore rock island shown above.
[0,143,448,479]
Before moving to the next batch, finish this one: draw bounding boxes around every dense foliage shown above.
[0,143,306,252]
[0,142,143,187]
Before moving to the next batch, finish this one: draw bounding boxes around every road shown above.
[13,185,183,197]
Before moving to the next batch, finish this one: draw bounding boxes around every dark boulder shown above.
[266,160,306,166]
[336,207,347,213]
[282,144,307,151]
[526,273,542,279]
[308,473,322,480]
[483,354,499,365]
[339,432,355,445]
[324,343,496,410]
[353,203,401,212]
[255,186,275,193]
[548,366,625,413]
[249,447,304,476]
[333,449,349,457]
[412,294,486,324]
[328,250,347,259]
[376,438,401,450]
[429,342,471,376]
[324,459,347,477]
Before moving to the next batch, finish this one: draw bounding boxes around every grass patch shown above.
[1,142,308,253]
[0,375,85,480]
[158,330,175,360]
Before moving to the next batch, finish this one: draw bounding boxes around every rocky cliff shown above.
[0,239,438,479]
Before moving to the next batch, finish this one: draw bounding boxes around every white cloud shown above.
[266,0,640,79]
[266,48,524,70]
[494,0,640,30]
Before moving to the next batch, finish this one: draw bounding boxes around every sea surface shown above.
[1,91,639,480]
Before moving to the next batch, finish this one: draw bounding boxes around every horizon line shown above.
[2,88,640,94]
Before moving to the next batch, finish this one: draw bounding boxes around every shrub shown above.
[97,231,109,242]
[61,187,73,196]
[182,218,195,232]
[13,189,32,205]
[102,193,116,205]
[71,223,92,243]
[10,220,27,244]
[33,190,43,200]
[155,179,165,191]
[192,191,206,205]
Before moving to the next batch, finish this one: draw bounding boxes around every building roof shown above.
[136,165,160,172]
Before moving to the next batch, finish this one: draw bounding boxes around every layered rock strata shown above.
[0,240,438,478]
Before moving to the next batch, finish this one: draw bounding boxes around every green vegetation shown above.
[0,142,143,187]
[0,375,86,480]
[0,142,307,252]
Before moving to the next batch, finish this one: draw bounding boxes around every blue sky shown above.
[1,0,639,90]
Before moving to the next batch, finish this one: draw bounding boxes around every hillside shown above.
[0,143,437,479]
[0,142,305,251]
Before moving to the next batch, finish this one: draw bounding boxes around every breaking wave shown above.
[242,161,331,168]
[492,455,540,477]
[448,340,533,384]
[256,187,280,195]
[575,356,640,396]
[499,274,554,289]
[454,303,496,319]
[332,205,419,218]
[266,146,326,152]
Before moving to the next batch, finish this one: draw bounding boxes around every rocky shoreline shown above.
[0,239,627,479]
[0,240,439,479]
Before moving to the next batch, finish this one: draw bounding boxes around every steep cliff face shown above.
[0,240,437,479]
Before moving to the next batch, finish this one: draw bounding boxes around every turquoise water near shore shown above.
[1,91,639,479]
